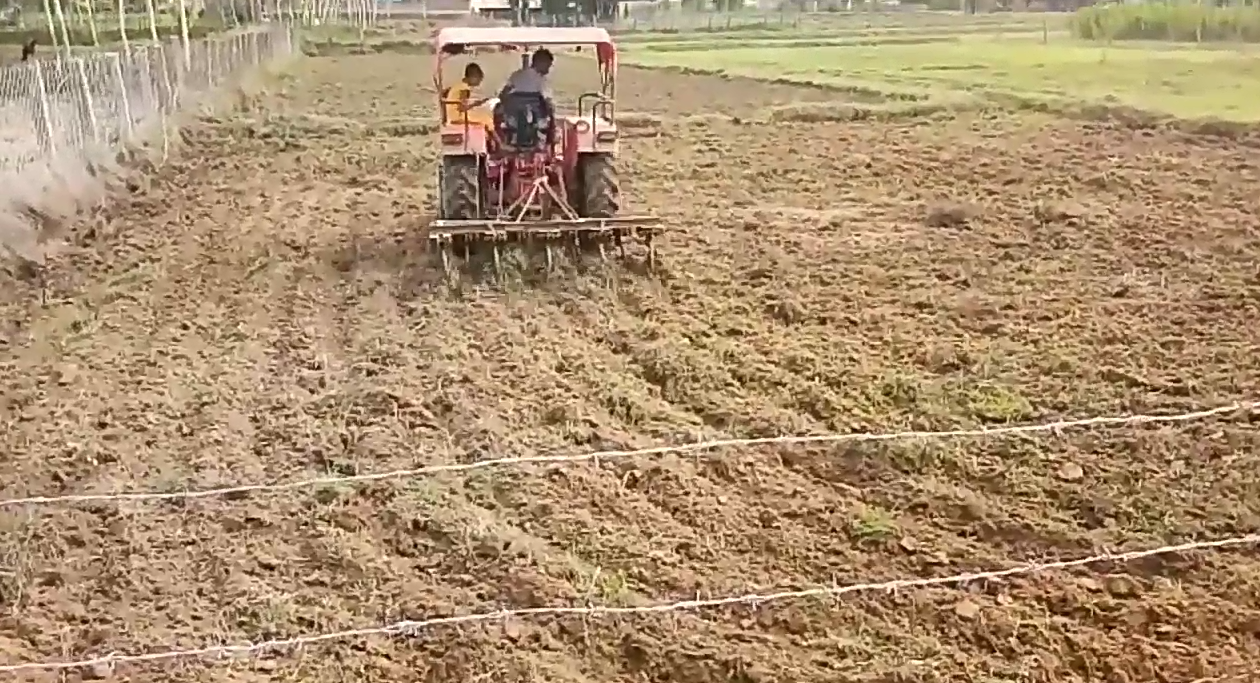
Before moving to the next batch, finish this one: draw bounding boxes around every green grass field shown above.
[621,28,1260,121]
[611,9,1057,34]
[613,18,1059,43]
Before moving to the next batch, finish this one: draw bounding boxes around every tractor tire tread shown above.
[579,153,620,219]
[440,156,479,220]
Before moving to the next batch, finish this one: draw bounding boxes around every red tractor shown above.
[430,26,659,280]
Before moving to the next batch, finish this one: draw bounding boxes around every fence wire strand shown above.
[0,533,1255,674]
[0,400,1254,509]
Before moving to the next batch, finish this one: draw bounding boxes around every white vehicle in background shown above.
[469,0,544,20]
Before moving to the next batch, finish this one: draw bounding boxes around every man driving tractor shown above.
[499,48,554,101]
[494,48,556,148]
[443,63,494,131]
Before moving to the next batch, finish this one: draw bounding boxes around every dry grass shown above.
[0,50,1258,683]
[0,151,121,270]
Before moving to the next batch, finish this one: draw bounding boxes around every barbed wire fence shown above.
[1,399,1254,508]
[0,400,1256,674]
[1,533,1257,674]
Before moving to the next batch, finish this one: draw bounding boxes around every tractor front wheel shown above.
[577,153,620,219]
[439,155,481,220]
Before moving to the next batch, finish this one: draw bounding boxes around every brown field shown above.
[2,49,1260,683]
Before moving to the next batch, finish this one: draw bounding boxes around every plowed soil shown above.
[2,51,1260,683]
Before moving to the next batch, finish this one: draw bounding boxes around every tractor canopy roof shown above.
[435,26,614,51]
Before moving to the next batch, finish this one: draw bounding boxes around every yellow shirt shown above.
[444,81,473,123]
[444,81,494,128]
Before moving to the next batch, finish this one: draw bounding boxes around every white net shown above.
[0,24,297,179]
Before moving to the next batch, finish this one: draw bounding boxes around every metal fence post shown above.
[72,57,102,146]
[31,60,57,158]
[108,53,135,143]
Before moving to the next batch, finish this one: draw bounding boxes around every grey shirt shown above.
[500,67,550,97]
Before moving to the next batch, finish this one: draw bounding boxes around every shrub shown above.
[1070,3,1260,43]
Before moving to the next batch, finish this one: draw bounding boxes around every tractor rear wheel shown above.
[578,153,620,218]
[439,155,480,220]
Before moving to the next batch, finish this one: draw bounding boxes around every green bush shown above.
[1070,3,1260,43]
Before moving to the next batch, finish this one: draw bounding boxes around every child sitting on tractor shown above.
[443,63,493,131]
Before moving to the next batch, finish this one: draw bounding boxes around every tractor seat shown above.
[494,92,554,151]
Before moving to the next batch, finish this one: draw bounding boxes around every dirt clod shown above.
[924,201,975,228]
[1057,462,1085,481]
[954,600,982,620]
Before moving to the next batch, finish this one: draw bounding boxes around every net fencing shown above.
[0,24,297,181]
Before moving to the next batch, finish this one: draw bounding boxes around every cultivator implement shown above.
[428,217,661,280]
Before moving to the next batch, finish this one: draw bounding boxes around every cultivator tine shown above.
[528,233,554,278]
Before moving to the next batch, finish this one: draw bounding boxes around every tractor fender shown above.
[439,123,489,156]
[560,115,618,154]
